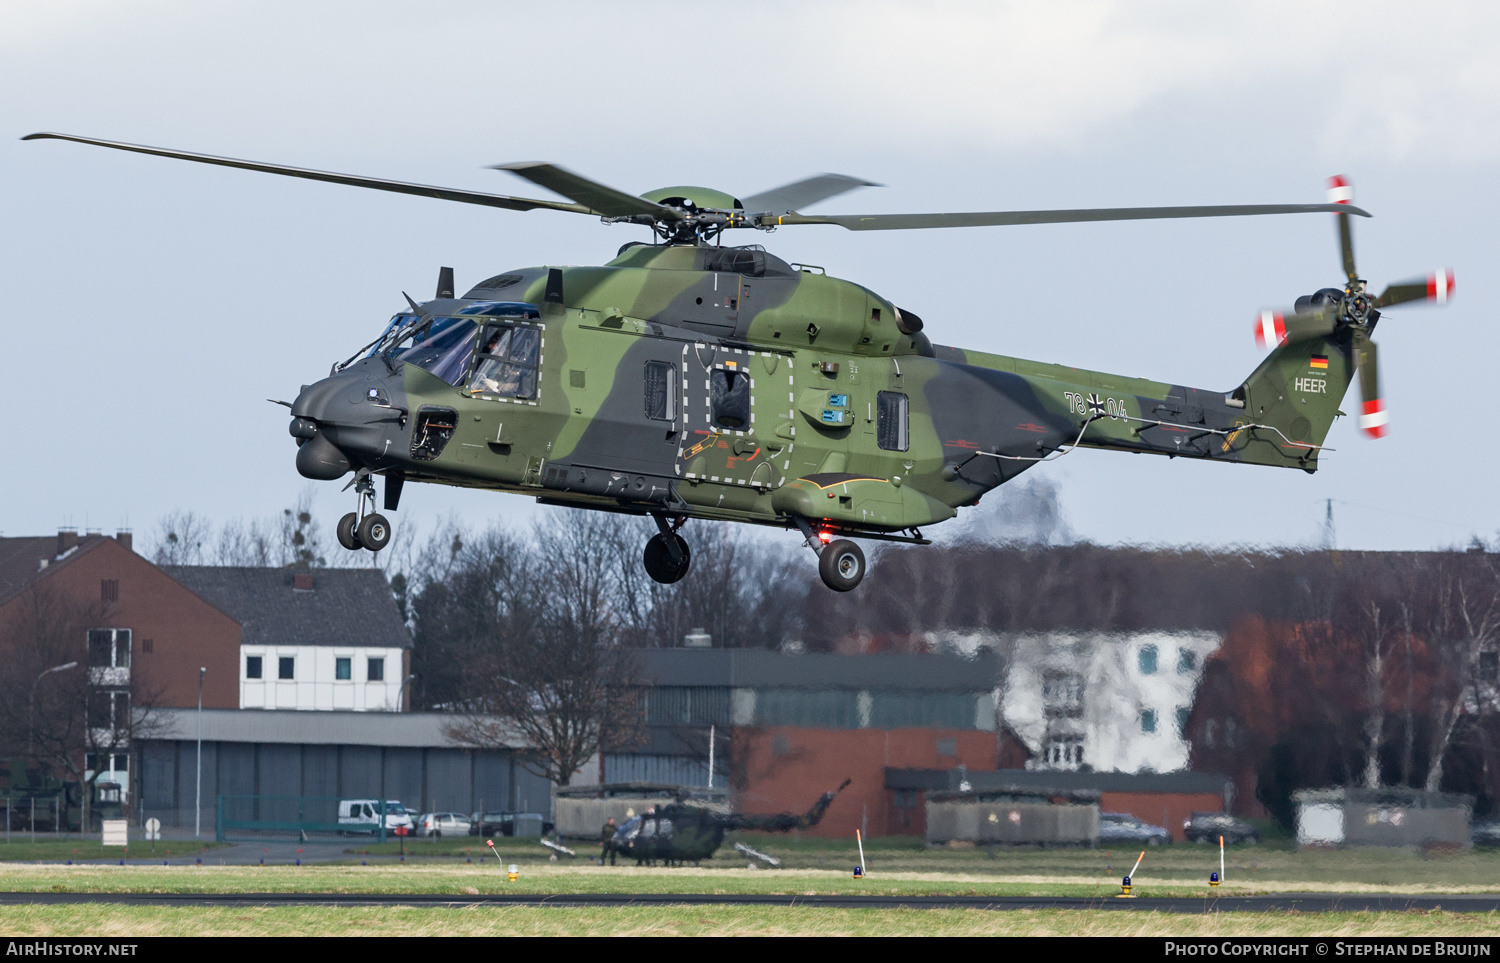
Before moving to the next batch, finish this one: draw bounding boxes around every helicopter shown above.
[609,779,850,866]
[24,133,1455,592]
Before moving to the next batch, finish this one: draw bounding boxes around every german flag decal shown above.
[1310,355,1329,370]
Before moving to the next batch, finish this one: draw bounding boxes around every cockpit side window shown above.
[471,323,541,400]
[392,317,478,386]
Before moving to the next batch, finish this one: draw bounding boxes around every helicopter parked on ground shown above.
[24,133,1453,591]
[610,779,851,866]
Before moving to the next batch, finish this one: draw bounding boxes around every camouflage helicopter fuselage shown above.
[292,241,1354,543]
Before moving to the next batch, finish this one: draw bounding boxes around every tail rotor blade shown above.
[1354,330,1387,439]
[1375,269,1455,308]
[1328,177,1358,282]
[1254,306,1337,349]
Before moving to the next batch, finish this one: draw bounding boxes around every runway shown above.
[3,892,1498,913]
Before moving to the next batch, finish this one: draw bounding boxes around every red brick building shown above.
[0,531,241,710]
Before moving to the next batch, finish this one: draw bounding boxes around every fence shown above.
[216,795,393,844]
[3,796,77,838]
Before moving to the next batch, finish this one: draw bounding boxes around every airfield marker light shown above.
[1220,834,1225,886]
[508,863,519,882]
[854,829,867,879]
[1210,871,1220,887]
[1117,850,1145,898]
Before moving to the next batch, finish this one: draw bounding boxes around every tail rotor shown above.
[1253,176,1453,439]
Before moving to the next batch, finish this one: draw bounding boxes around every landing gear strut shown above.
[643,514,691,584]
[794,517,867,592]
[337,472,392,553]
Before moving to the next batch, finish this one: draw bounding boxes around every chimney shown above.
[114,530,133,553]
[56,527,78,557]
[293,573,315,591]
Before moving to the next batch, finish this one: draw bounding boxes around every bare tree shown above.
[0,581,167,829]
[1423,564,1500,792]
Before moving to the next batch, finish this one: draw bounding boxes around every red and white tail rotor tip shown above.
[1428,269,1455,304]
[1360,399,1389,439]
[1254,309,1286,349]
[1327,175,1353,205]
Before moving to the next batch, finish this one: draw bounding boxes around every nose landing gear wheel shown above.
[337,512,363,551]
[818,539,866,592]
[357,513,392,552]
[643,533,691,584]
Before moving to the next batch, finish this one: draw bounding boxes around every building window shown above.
[644,361,677,421]
[246,656,263,680]
[278,656,295,680]
[876,391,909,451]
[111,753,129,772]
[367,657,385,682]
[336,657,352,681]
[1138,644,1158,675]
[1177,707,1190,736]
[1042,672,1084,716]
[87,629,131,668]
[1177,649,1198,674]
[936,737,957,757]
[100,580,118,603]
[1140,708,1158,734]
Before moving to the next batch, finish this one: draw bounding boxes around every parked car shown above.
[1098,811,1171,846]
[1182,811,1260,845]
[416,812,472,838]
[1470,821,1500,846]
[468,811,555,837]
[337,798,415,835]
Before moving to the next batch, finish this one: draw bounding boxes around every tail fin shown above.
[725,778,851,833]
[1229,333,1355,469]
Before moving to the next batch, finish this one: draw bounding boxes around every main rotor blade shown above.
[764,202,1370,231]
[493,162,679,220]
[1253,306,1338,349]
[1375,269,1455,308]
[22,132,594,215]
[741,174,879,215]
[1354,329,1386,439]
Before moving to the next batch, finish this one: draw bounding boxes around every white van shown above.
[337,799,414,834]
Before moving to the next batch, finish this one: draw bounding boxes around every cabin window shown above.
[644,361,677,421]
[709,365,750,429]
[877,391,909,451]
[471,324,541,400]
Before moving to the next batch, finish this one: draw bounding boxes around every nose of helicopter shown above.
[289,363,407,480]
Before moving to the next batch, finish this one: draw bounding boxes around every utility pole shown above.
[1322,498,1337,552]
[195,667,205,838]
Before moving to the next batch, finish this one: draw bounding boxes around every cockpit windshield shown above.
[375,315,478,386]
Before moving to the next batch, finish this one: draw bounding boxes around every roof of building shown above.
[164,566,411,649]
[639,649,1002,691]
[0,534,114,605]
[885,767,1232,795]
[150,707,527,748]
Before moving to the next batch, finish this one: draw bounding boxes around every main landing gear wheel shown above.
[337,512,363,551]
[818,539,866,592]
[643,533,692,584]
[357,513,391,552]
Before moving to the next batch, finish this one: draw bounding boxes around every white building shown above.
[1001,631,1222,774]
[166,566,412,712]
[929,629,1221,774]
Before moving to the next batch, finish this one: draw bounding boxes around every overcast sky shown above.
[3,1,1496,556]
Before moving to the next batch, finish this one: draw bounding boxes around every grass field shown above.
[6,837,1500,935]
[0,839,225,862]
[4,905,1499,938]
